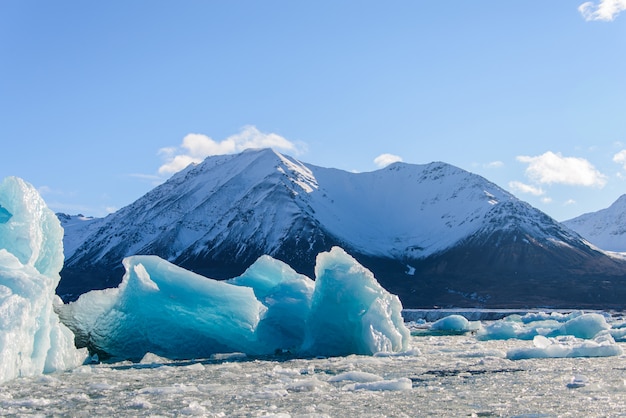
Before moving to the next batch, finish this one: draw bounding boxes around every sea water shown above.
[1,330,625,417]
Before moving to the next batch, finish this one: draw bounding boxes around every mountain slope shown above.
[563,195,626,253]
[58,149,626,308]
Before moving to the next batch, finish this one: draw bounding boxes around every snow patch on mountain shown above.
[305,161,517,257]
[56,213,103,259]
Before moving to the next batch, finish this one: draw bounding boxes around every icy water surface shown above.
[1,335,625,417]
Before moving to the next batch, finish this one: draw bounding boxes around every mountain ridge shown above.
[57,148,626,308]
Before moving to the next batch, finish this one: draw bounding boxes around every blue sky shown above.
[1,1,625,221]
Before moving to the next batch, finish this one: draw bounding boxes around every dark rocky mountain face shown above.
[58,149,626,308]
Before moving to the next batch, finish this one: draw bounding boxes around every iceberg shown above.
[59,246,410,360]
[59,256,267,360]
[0,177,87,384]
[301,247,410,356]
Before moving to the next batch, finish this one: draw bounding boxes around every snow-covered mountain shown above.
[57,213,104,258]
[58,148,626,308]
[563,195,626,253]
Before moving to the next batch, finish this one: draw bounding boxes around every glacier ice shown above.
[59,246,410,360]
[0,177,87,384]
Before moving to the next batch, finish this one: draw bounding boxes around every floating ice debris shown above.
[0,177,88,384]
[341,377,413,391]
[478,312,611,341]
[59,247,410,360]
[552,313,610,339]
[567,374,589,389]
[506,332,623,360]
[430,314,480,334]
[328,371,383,383]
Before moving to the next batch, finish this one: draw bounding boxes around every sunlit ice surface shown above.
[1,333,625,417]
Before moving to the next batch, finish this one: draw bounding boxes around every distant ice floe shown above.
[477,311,611,341]
[59,247,410,360]
[0,177,88,384]
[463,310,623,360]
[507,332,623,360]
[430,314,481,334]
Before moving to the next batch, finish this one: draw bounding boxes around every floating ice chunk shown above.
[477,320,529,340]
[286,377,330,392]
[210,352,247,361]
[374,348,421,357]
[506,332,623,360]
[430,314,479,333]
[532,335,552,349]
[610,327,626,342]
[342,377,412,391]
[550,313,610,339]
[0,177,87,384]
[521,310,582,324]
[567,375,589,389]
[328,371,383,383]
[139,352,170,365]
[180,400,207,416]
[60,256,267,360]
[301,247,410,356]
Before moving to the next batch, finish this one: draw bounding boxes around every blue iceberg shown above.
[59,255,267,360]
[302,247,409,356]
[60,247,410,360]
[0,177,87,384]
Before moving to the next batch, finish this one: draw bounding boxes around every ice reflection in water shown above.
[1,335,625,417]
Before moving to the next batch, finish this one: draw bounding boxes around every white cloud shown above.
[516,151,607,188]
[158,126,305,175]
[541,197,553,204]
[508,181,545,196]
[564,199,577,206]
[613,149,626,169]
[374,153,403,168]
[484,161,504,169]
[579,0,626,21]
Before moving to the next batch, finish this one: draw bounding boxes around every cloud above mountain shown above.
[516,151,607,188]
[373,153,403,168]
[579,0,626,21]
[158,126,305,175]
